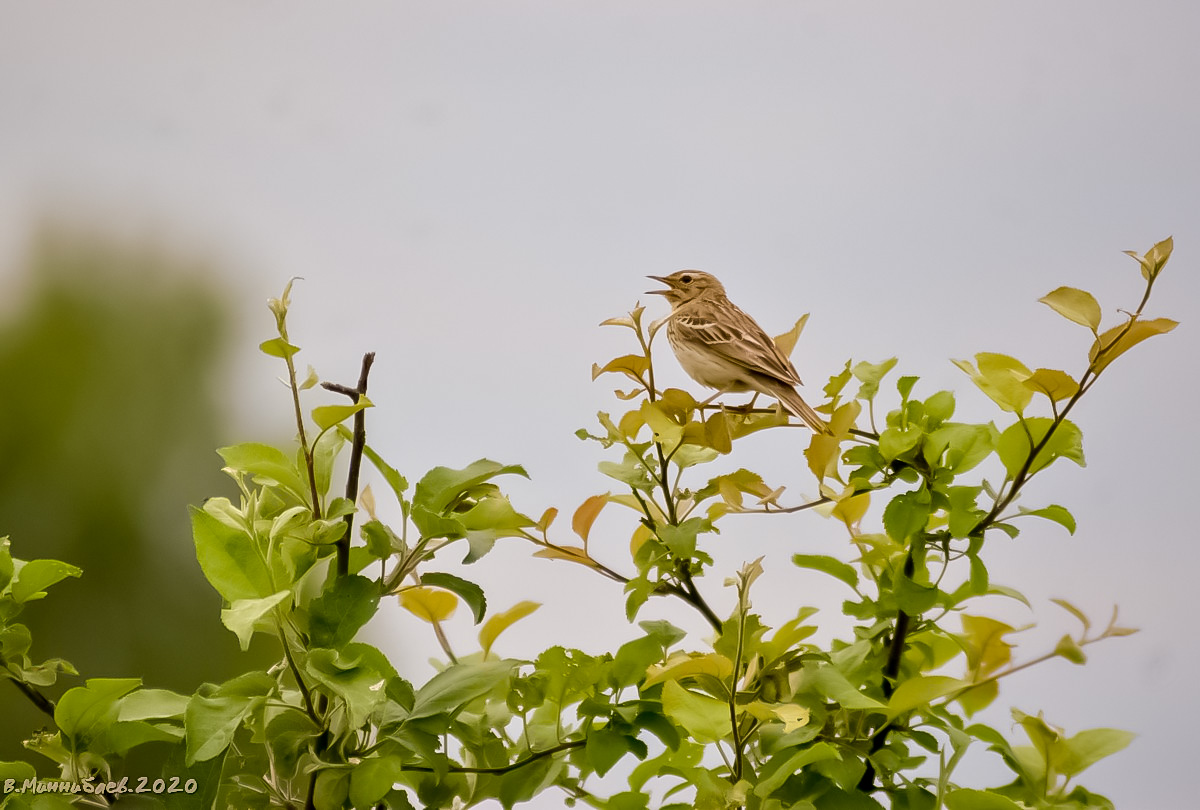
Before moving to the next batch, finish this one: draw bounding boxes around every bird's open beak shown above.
[645,275,673,295]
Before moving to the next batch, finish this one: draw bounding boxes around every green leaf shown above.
[412,459,529,514]
[105,719,183,754]
[1059,727,1136,777]
[220,590,290,651]
[478,601,541,657]
[118,689,190,721]
[657,518,711,558]
[1050,598,1091,632]
[1023,368,1079,403]
[944,789,1023,810]
[0,537,13,593]
[1089,317,1178,373]
[952,353,1034,414]
[924,423,996,474]
[184,671,275,765]
[883,490,931,542]
[947,485,986,538]
[641,400,684,449]
[358,441,409,502]
[10,558,82,603]
[754,742,840,796]
[886,676,967,720]
[805,663,885,711]
[349,755,406,807]
[1019,504,1076,534]
[259,336,300,359]
[612,634,667,688]
[879,426,922,462]
[1039,287,1102,331]
[792,554,858,590]
[407,660,517,720]
[1054,634,1088,665]
[924,390,956,423]
[419,572,486,624]
[305,644,397,728]
[895,573,939,614]
[313,769,351,810]
[190,506,275,602]
[0,761,36,786]
[312,397,373,430]
[55,678,141,752]
[587,728,642,777]
[660,681,729,743]
[308,575,380,648]
[217,442,309,502]
[853,357,898,402]
[361,519,400,559]
[459,494,536,563]
[996,418,1085,479]
[598,453,654,490]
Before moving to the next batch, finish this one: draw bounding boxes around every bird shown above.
[647,270,830,434]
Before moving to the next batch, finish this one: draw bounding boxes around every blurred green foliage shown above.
[0,226,263,764]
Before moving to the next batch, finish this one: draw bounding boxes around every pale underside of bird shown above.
[647,270,830,434]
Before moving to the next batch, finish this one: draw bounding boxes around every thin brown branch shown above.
[322,352,375,577]
[403,739,586,775]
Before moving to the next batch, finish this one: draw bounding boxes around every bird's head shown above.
[646,270,726,306]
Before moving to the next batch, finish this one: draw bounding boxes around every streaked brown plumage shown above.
[647,270,830,434]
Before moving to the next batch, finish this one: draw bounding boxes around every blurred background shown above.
[1,2,1197,807]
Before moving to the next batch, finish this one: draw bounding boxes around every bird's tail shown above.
[775,385,831,435]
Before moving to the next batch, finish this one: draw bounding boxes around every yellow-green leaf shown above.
[592,354,649,383]
[1022,368,1079,403]
[641,400,684,448]
[1054,634,1087,665]
[704,411,733,454]
[312,397,373,430]
[772,314,810,359]
[644,652,734,687]
[478,600,541,656]
[259,337,299,359]
[953,353,1034,413]
[660,680,730,743]
[1126,236,1173,280]
[1039,287,1101,331]
[399,587,458,623]
[1089,317,1178,373]
[886,675,968,720]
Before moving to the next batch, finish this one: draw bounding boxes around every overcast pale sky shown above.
[2,3,1197,807]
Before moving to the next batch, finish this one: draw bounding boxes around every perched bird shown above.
[647,270,830,434]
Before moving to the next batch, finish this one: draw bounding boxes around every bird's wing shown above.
[673,304,804,387]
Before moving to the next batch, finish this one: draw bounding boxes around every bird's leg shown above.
[723,393,761,414]
[696,391,761,413]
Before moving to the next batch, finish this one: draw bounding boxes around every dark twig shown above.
[7,676,57,719]
[403,740,586,776]
[322,352,375,577]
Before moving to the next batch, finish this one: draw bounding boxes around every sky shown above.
[2,3,1197,807]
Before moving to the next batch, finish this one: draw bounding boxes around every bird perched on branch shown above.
[647,270,830,434]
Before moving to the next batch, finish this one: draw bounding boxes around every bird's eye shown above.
[679,274,693,284]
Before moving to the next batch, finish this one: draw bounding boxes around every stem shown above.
[6,675,57,718]
[322,352,375,577]
[282,350,322,521]
[279,629,318,724]
[402,739,586,775]
[858,547,916,792]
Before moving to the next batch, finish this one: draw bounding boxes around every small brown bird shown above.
[647,270,830,434]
